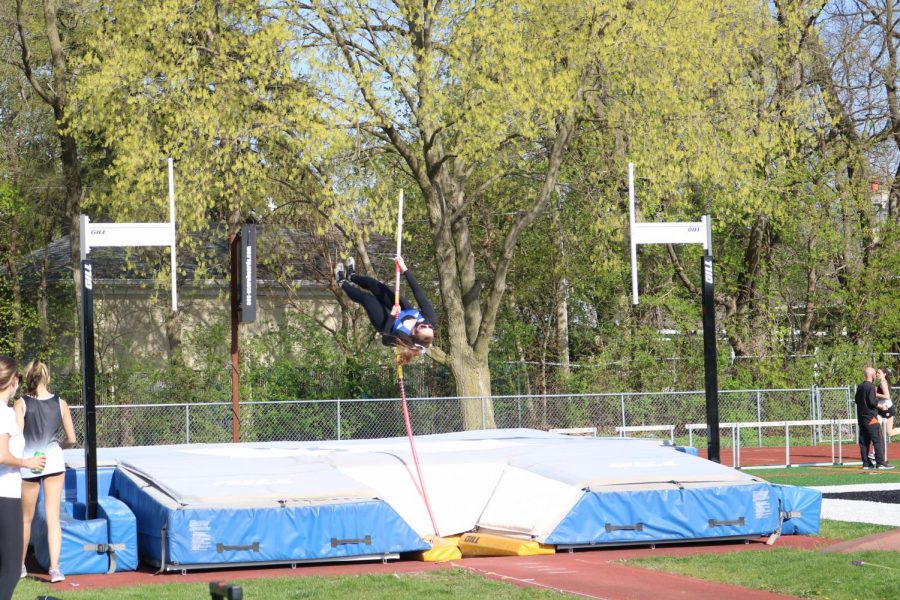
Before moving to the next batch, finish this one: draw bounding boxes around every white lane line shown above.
[453,564,611,600]
[819,499,900,527]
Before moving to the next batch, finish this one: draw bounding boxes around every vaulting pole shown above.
[394,189,404,307]
[393,190,439,535]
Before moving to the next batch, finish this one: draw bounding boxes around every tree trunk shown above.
[165,309,182,366]
[37,247,50,344]
[449,352,495,430]
[4,228,24,356]
[61,132,83,319]
[797,236,818,356]
[552,197,570,378]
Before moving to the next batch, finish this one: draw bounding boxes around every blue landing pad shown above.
[112,467,428,569]
[60,429,820,570]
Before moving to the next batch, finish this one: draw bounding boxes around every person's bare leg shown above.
[20,480,41,571]
[42,473,65,572]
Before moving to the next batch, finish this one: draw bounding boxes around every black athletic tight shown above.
[0,496,23,600]
[341,275,411,334]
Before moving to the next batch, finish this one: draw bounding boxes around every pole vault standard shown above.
[627,163,720,463]
[79,159,178,518]
[393,190,439,536]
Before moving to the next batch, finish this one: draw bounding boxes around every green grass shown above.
[12,568,561,600]
[818,519,897,541]
[748,465,900,487]
[624,548,900,600]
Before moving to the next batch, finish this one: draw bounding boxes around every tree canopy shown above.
[0,0,897,410]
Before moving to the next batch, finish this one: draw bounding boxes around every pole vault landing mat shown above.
[62,428,821,571]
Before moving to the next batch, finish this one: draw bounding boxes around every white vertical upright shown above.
[626,162,720,462]
[629,163,638,304]
[168,158,177,311]
[629,162,709,304]
[79,160,180,517]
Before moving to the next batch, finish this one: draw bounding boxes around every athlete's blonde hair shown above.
[0,355,17,391]
[24,360,51,396]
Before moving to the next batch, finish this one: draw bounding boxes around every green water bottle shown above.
[31,451,45,475]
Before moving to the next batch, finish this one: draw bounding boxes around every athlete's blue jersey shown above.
[392,308,425,335]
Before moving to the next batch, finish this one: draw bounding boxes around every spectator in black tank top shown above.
[14,361,76,583]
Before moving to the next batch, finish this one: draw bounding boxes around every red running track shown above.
[27,536,828,599]
[697,441,900,468]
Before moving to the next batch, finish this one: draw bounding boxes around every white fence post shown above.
[336,400,342,440]
[756,390,762,447]
[785,424,791,466]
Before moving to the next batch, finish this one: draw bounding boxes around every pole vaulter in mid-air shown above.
[335,255,436,365]
[335,190,440,536]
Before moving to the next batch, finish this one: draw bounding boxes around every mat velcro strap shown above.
[783,511,802,519]
[604,522,643,532]
[215,542,260,553]
[331,535,372,547]
[81,543,126,573]
[708,517,745,528]
[82,543,125,553]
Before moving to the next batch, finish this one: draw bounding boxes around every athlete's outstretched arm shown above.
[403,269,436,324]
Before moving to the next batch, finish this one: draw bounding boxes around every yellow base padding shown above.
[458,532,555,557]
[412,536,462,562]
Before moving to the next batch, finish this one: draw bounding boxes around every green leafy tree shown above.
[289,1,821,427]
[69,1,839,428]
[7,0,92,326]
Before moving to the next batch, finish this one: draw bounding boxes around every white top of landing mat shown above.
[64,428,762,537]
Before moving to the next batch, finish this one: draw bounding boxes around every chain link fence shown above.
[63,386,859,451]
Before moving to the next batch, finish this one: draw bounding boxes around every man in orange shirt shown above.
[855,367,893,469]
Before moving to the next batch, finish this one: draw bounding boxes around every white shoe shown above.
[49,568,65,583]
[20,565,26,579]
[346,256,355,278]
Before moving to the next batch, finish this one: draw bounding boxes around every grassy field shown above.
[819,519,896,541]
[748,465,900,487]
[623,520,900,599]
[625,548,900,600]
[12,569,560,600]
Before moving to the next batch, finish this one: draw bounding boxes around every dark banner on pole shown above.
[239,224,257,323]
